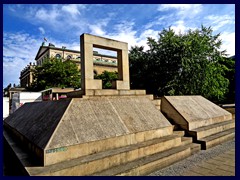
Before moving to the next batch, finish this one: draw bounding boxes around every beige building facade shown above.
[20,62,36,88]
[19,43,118,88]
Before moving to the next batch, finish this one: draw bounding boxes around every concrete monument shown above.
[80,33,130,93]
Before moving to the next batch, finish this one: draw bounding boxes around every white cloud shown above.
[106,21,137,48]
[26,5,87,36]
[137,29,159,50]
[35,7,60,22]
[171,20,188,34]
[3,32,42,87]
[158,4,201,11]
[62,4,85,17]
[220,32,235,56]
[38,27,45,35]
[205,15,235,31]
[144,15,172,29]
[89,25,106,36]
[158,4,202,17]
[88,18,111,36]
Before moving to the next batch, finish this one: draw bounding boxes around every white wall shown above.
[3,97,9,119]
[11,92,42,114]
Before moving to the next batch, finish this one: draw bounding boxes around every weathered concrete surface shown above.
[161,96,232,130]
[4,96,172,166]
[4,99,71,149]
[47,96,171,149]
[67,89,146,98]
[28,135,182,176]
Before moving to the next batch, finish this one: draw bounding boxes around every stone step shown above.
[188,115,232,130]
[187,143,201,155]
[92,145,191,176]
[83,89,146,96]
[187,119,235,140]
[173,130,185,137]
[181,137,192,146]
[197,128,235,150]
[152,99,160,110]
[28,135,182,176]
[178,135,200,155]
[152,99,161,106]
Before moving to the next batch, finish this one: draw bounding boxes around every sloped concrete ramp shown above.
[161,96,234,150]
[4,99,72,149]
[161,96,232,130]
[47,96,171,148]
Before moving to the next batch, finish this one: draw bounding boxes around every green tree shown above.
[94,71,118,89]
[129,26,230,102]
[29,58,81,91]
[218,56,235,103]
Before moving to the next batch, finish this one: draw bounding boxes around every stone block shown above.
[94,89,119,96]
[119,90,136,95]
[152,99,161,106]
[116,80,130,90]
[135,90,146,95]
[85,79,102,90]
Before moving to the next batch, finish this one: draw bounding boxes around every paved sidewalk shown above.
[149,139,235,176]
[181,148,235,176]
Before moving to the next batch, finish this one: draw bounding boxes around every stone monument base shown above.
[4,94,200,175]
[161,96,235,149]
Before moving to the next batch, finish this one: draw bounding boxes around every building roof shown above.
[35,44,117,60]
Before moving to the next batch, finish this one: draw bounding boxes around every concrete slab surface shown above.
[162,96,232,130]
[47,96,171,149]
[4,99,71,149]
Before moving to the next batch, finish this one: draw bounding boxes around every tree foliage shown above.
[29,58,81,91]
[94,71,118,89]
[129,26,232,102]
[218,56,235,103]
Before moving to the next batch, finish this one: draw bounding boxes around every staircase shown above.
[25,132,199,176]
[161,96,235,150]
[186,119,235,150]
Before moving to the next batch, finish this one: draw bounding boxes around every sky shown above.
[3,4,235,88]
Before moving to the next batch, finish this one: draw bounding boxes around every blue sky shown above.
[3,4,235,88]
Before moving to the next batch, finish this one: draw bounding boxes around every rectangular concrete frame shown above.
[80,33,130,93]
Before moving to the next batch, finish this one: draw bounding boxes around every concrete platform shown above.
[4,96,173,167]
[4,126,200,176]
[93,145,191,176]
[161,96,235,150]
[187,120,235,140]
[27,135,182,175]
[197,128,235,150]
[67,89,146,98]
[161,96,232,130]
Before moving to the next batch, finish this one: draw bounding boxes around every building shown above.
[19,43,118,88]
[20,62,36,88]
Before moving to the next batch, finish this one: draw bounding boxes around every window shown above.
[67,55,72,60]
[55,54,61,59]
